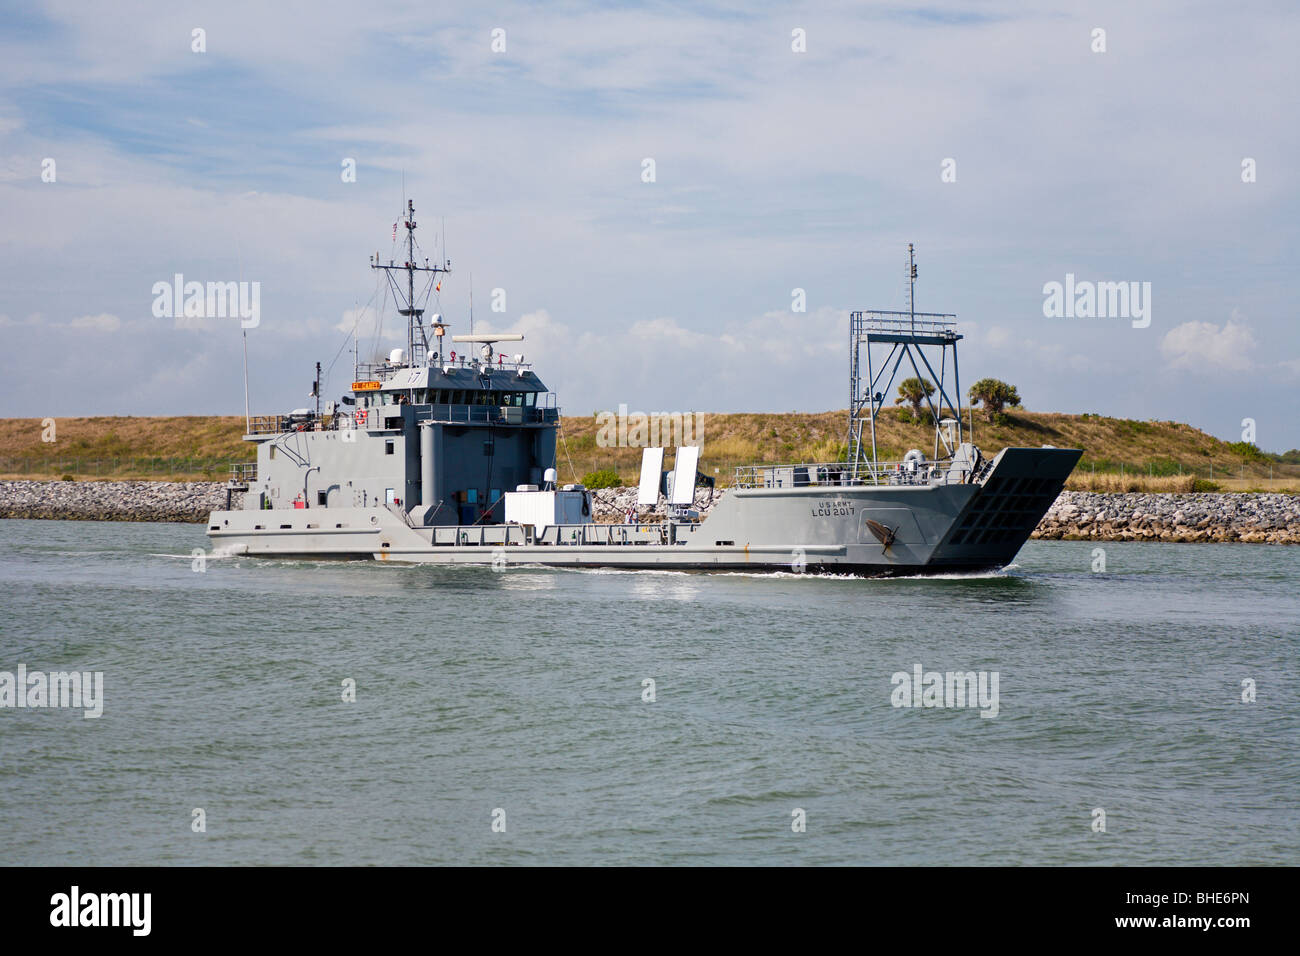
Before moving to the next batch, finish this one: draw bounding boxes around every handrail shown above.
[356,359,539,380]
[246,405,559,435]
[849,310,957,335]
[733,460,955,488]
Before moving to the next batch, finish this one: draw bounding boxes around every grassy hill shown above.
[558,409,1297,492]
[1,411,1296,492]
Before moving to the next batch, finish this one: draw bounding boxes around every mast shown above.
[907,242,916,331]
[242,329,250,434]
[370,198,450,367]
[848,244,962,479]
[407,204,415,360]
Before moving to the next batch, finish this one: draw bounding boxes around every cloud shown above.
[335,305,402,344]
[985,326,1013,348]
[69,312,121,332]
[2,2,1300,445]
[1159,314,1256,372]
[460,305,849,411]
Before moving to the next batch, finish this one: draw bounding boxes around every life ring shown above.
[356,408,367,425]
[450,350,457,362]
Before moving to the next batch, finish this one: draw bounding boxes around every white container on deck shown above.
[504,490,591,528]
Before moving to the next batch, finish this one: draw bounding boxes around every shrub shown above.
[581,468,623,489]
[1225,441,1268,462]
[1191,478,1221,493]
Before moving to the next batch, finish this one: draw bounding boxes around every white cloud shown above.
[336,305,402,344]
[69,312,121,332]
[985,326,1012,348]
[2,2,1300,444]
[1159,315,1256,372]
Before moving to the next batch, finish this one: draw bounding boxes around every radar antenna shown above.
[369,198,450,366]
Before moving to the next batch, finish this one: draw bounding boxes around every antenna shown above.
[370,197,450,369]
[242,328,250,434]
[469,272,474,338]
[236,236,250,434]
[908,242,917,331]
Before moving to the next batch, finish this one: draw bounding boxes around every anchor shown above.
[863,518,897,554]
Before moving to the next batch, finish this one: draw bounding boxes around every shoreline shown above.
[2,481,1297,544]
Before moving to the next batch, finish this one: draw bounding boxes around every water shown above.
[0,518,1296,865]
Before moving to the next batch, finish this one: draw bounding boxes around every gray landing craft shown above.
[208,204,1080,574]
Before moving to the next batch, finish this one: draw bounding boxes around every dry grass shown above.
[2,410,1296,487]
[560,408,1297,488]
[0,416,249,481]
[0,416,248,459]
[1064,475,1300,495]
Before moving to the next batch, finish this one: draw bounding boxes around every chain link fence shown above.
[0,457,243,478]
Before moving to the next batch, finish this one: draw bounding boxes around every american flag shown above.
[392,222,398,240]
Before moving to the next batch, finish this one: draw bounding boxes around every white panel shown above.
[670,446,701,505]
[506,490,573,528]
[637,448,664,506]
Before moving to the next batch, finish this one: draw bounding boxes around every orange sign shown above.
[352,381,381,391]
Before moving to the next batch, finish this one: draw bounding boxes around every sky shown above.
[1,0,1298,450]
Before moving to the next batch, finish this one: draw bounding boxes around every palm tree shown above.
[968,378,1022,423]
[895,376,935,420]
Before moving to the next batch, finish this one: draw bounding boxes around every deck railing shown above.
[733,459,977,488]
[229,462,257,485]
[420,404,559,425]
[850,311,958,335]
[245,405,559,435]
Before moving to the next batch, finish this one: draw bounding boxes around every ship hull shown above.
[206,447,1081,576]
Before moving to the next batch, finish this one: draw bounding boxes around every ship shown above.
[207,202,1081,575]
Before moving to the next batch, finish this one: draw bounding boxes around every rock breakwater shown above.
[2,482,1296,543]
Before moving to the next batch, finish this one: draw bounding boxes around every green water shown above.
[0,519,1296,865]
